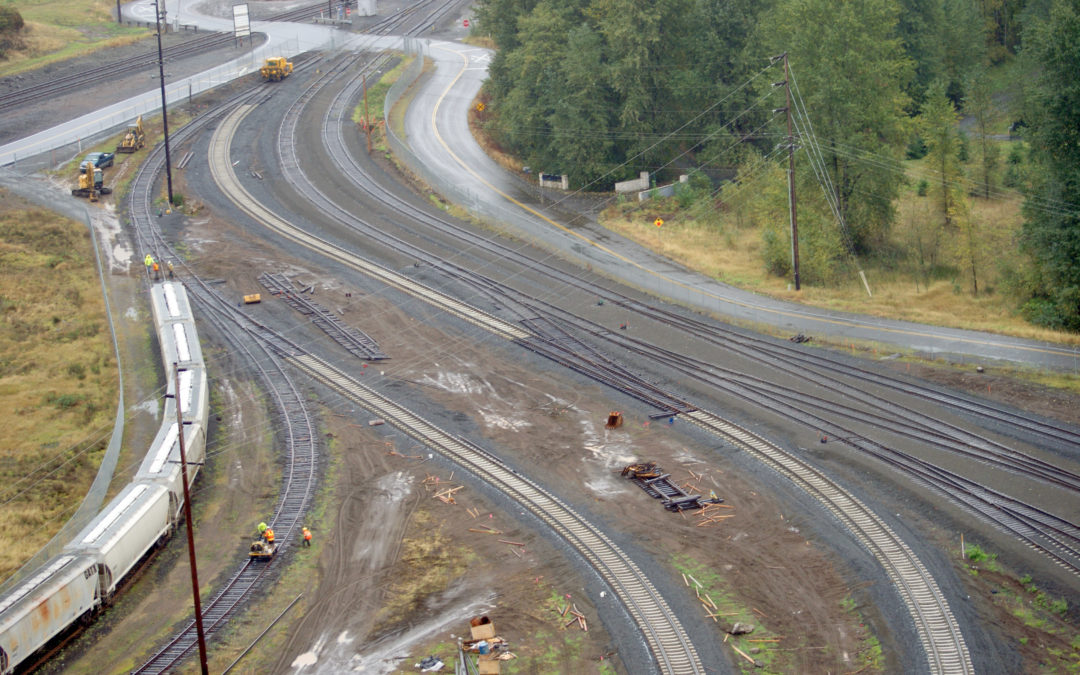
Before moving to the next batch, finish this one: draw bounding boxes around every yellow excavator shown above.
[260,57,293,82]
[72,166,112,201]
[116,116,145,154]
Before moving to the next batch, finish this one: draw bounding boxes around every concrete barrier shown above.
[615,170,649,193]
[638,174,688,202]
[539,172,569,190]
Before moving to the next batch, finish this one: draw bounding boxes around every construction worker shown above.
[152,261,160,280]
[301,527,312,547]
[167,260,175,279]
[257,522,267,535]
[144,253,154,274]
[263,527,275,545]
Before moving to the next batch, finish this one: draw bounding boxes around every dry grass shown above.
[600,175,1080,348]
[377,508,472,624]
[0,0,149,79]
[0,190,118,579]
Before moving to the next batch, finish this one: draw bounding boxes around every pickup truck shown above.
[79,151,115,173]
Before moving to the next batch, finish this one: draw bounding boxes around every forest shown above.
[472,0,1080,331]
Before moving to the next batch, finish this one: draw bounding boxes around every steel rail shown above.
[290,59,975,674]
[465,278,1080,577]
[683,408,972,674]
[214,79,705,675]
[286,352,704,675]
[120,85,321,673]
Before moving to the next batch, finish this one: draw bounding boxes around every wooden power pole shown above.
[783,52,800,291]
[174,363,209,675]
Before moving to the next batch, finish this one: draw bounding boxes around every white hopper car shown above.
[0,282,209,674]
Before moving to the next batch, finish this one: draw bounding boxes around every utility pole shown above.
[173,364,209,675]
[363,76,372,154]
[771,52,800,291]
[155,0,175,205]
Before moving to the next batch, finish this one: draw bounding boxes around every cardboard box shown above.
[470,623,496,641]
[477,655,500,674]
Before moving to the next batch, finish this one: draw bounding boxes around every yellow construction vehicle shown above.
[72,166,112,201]
[260,57,294,82]
[116,116,145,154]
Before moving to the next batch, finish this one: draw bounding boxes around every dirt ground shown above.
[4,20,1079,675]
[24,102,1069,675]
[67,158,876,674]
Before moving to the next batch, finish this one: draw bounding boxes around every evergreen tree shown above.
[1017,0,1080,329]
[919,81,964,229]
[965,74,1000,199]
[756,0,913,253]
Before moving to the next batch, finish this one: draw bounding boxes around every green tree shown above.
[756,0,913,253]
[919,82,965,228]
[941,0,987,102]
[965,74,1000,199]
[488,1,580,167]
[980,0,1026,63]
[588,0,696,171]
[547,23,619,184]
[897,0,945,106]
[1017,1,1080,329]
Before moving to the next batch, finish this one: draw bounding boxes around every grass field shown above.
[0,0,149,78]
[0,189,118,579]
[601,149,1079,349]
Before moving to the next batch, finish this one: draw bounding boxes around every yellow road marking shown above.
[427,45,1074,361]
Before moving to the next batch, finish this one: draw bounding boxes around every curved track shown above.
[299,58,979,674]
[212,67,976,669]
[117,86,322,673]
[212,101,705,675]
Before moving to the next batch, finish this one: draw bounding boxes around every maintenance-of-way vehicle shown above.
[116,116,145,154]
[260,56,293,81]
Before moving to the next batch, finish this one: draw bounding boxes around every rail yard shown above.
[1,0,1079,673]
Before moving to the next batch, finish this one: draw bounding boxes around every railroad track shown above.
[259,271,388,360]
[205,63,974,673]
[316,73,1080,463]
[0,0,454,113]
[314,57,1080,581]
[215,89,706,675]
[683,409,972,675]
[464,278,1080,579]
[286,352,704,674]
[286,59,981,672]
[117,83,324,673]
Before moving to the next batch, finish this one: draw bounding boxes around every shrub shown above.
[0,6,24,33]
[906,135,928,159]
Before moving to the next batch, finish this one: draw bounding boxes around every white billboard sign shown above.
[233,4,250,39]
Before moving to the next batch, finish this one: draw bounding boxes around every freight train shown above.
[0,281,209,674]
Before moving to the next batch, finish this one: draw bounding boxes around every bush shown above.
[957,131,970,163]
[917,179,929,196]
[0,6,25,58]
[906,135,928,160]
[0,6,24,33]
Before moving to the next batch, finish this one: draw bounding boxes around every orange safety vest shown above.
[303,529,312,541]
[264,528,275,543]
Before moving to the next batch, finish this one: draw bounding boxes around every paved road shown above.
[398,43,1080,373]
[4,10,1077,373]
[0,0,345,167]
